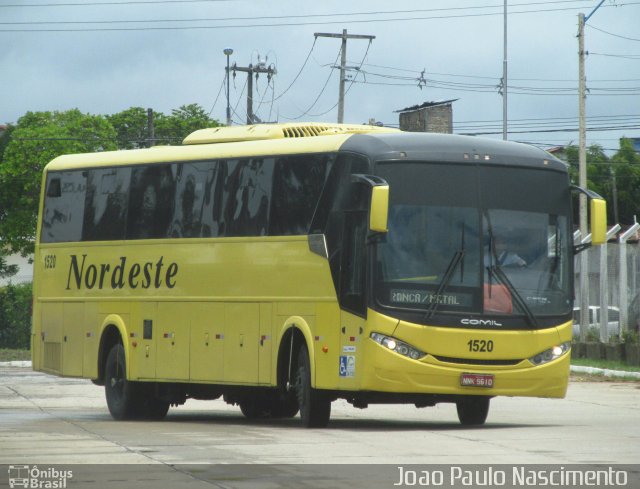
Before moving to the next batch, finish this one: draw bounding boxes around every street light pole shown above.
[224,47,233,126]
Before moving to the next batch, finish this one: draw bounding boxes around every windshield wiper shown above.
[425,225,466,319]
[483,209,537,328]
[488,264,539,328]
[425,250,465,319]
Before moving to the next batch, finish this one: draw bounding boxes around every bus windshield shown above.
[374,161,572,326]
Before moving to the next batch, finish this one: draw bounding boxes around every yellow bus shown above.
[32,123,606,427]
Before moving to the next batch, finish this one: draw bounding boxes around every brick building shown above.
[396,100,457,134]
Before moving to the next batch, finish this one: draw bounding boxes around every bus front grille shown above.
[432,355,522,366]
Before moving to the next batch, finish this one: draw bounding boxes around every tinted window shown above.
[83,168,131,241]
[221,159,274,237]
[41,171,87,243]
[170,161,218,238]
[127,165,176,239]
[270,155,333,235]
[311,153,370,301]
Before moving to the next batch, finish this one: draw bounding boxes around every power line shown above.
[3,2,640,32]
[588,24,640,42]
[271,38,317,102]
[208,75,225,117]
[0,0,233,7]
[0,0,601,11]
[354,60,640,83]
[590,52,640,60]
[281,47,341,121]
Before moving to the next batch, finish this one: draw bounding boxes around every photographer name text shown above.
[394,466,628,487]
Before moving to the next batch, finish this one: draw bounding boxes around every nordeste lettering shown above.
[66,254,178,290]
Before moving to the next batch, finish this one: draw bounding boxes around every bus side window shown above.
[340,210,368,316]
[270,155,330,236]
[221,159,273,237]
[41,171,86,243]
[126,165,175,240]
[47,178,62,198]
[83,168,131,241]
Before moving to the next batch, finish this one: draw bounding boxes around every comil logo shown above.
[8,465,73,489]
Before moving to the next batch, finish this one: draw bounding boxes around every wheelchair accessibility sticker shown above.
[339,355,355,377]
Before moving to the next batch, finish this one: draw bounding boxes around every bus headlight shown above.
[529,342,571,366]
[370,333,425,360]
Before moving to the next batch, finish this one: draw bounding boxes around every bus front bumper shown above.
[360,339,570,399]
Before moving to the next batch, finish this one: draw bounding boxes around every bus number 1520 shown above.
[44,255,57,270]
[467,339,494,352]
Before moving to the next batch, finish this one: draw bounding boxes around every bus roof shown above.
[44,123,398,172]
[183,122,398,145]
[341,132,568,172]
[43,123,565,173]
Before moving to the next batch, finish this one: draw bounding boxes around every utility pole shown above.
[231,61,277,124]
[502,0,508,140]
[577,0,606,340]
[147,108,155,147]
[314,29,375,123]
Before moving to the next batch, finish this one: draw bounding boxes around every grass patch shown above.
[571,358,640,373]
[0,348,30,362]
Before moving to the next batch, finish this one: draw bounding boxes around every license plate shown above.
[460,373,494,388]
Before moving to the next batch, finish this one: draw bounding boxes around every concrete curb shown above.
[1,361,638,380]
[570,365,640,380]
[0,360,32,367]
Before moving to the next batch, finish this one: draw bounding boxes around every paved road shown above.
[1,366,639,464]
[0,366,638,487]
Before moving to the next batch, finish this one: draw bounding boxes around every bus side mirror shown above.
[351,174,389,234]
[369,184,389,233]
[572,185,607,248]
[590,198,607,245]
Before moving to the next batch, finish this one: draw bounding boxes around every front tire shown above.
[293,344,331,428]
[456,396,490,426]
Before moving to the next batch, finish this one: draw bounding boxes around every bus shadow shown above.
[153,410,555,432]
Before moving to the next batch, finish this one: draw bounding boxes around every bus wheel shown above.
[270,394,299,419]
[104,343,138,420]
[293,344,331,428]
[239,398,271,419]
[456,396,490,426]
[137,385,169,420]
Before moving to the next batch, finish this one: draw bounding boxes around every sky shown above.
[1,0,639,153]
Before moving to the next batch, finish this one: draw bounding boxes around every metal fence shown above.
[574,226,640,343]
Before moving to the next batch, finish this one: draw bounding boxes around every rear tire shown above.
[239,397,271,419]
[456,396,490,426]
[104,343,137,420]
[293,344,331,428]
[239,391,299,419]
[104,343,169,420]
[270,394,299,419]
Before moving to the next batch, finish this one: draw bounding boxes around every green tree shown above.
[106,107,150,149]
[0,282,32,349]
[564,143,609,194]
[564,143,620,223]
[0,126,18,279]
[108,104,219,148]
[0,109,117,256]
[155,104,220,144]
[610,138,640,225]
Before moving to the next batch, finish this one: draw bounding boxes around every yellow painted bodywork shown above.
[32,123,570,400]
[359,310,572,398]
